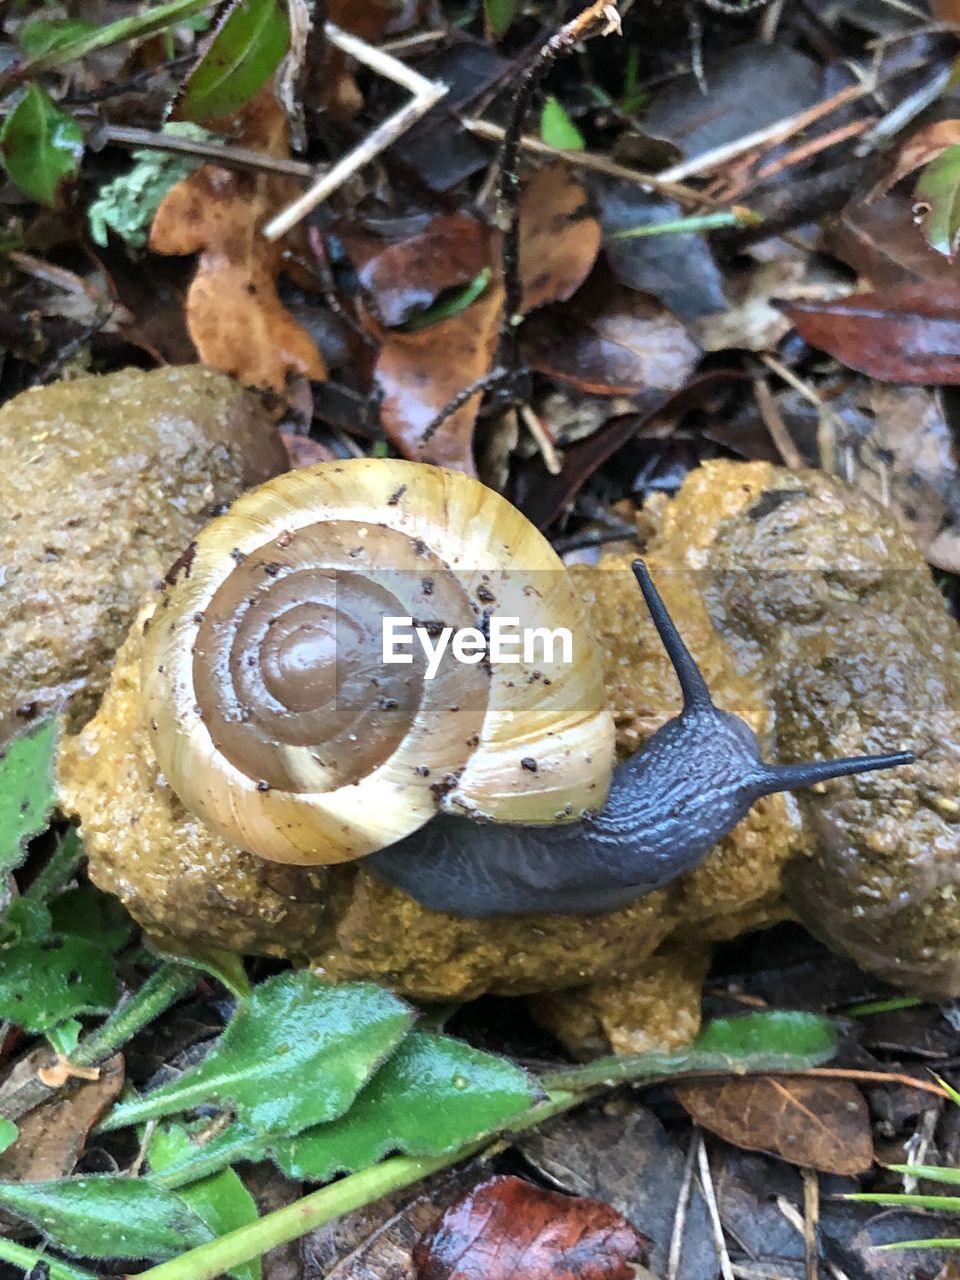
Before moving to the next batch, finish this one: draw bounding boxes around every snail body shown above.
[143,459,912,916]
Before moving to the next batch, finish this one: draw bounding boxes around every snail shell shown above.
[141,459,615,865]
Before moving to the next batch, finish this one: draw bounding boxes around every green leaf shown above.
[0,1118,17,1155]
[50,884,134,953]
[149,1125,260,1280]
[885,1163,960,1187]
[0,935,117,1033]
[19,18,99,57]
[0,1176,214,1260]
[88,124,210,250]
[47,1018,83,1057]
[273,1032,539,1181]
[845,1192,960,1211]
[0,718,59,874]
[540,95,585,151]
[915,144,960,259]
[400,268,493,332]
[485,0,515,37]
[0,86,83,207]
[0,898,53,946]
[101,973,414,1135]
[878,1238,960,1249]
[174,0,290,123]
[148,935,251,999]
[692,1010,838,1059]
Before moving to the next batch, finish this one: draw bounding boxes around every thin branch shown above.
[463,118,733,210]
[262,23,448,240]
[495,0,622,372]
[421,366,512,443]
[90,123,315,178]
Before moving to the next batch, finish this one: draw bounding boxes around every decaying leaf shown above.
[150,84,326,398]
[368,164,602,472]
[675,1076,874,1176]
[523,277,701,398]
[414,1175,650,1280]
[783,286,960,383]
[0,1054,123,1189]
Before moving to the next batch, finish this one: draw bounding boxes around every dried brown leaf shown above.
[519,163,602,312]
[523,280,701,396]
[150,85,326,398]
[414,1175,650,1280]
[675,1076,874,1175]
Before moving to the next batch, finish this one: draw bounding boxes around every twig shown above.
[90,123,315,178]
[753,377,804,469]
[802,1168,819,1280]
[262,23,448,240]
[667,1130,698,1280]
[655,82,873,184]
[494,0,621,374]
[753,117,873,181]
[696,1133,735,1280]
[463,118,734,210]
[421,366,512,443]
[519,404,562,475]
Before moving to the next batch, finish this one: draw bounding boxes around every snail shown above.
[142,458,913,918]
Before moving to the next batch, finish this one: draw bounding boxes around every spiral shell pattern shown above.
[142,459,615,865]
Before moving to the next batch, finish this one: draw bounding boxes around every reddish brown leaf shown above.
[524,279,701,396]
[414,1175,650,1280]
[150,85,326,399]
[375,283,504,476]
[519,163,601,312]
[827,191,946,289]
[370,164,600,471]
[675,1076,874,1176]
[783,286,960,383]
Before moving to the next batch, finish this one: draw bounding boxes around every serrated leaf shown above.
[149,1124,260,1280]
[485,0,515,37]
[0,1176,214,1260]
[50,884,134,953]
[0,1118,17,1155]
[0,86,83,207]
[915,143,960,259]
[19,18,99,57]
[102,973,413,1135]
[0,935,117,1033]
[173,0,290,123]
[0,718,58,874]
[274,1032,539,1181]
[540,95,585,151]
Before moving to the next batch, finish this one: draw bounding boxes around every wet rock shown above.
[0,365,286,743]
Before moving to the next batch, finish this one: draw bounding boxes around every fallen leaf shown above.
[519,164,601,312]
[827,190,946,289]
[150,84,326,399]
[523,276,701,397]
[350,214,492,328]
[370,164,601,471]
[0,1054,123,1187]
[517,1106,719,1280]
[375,283,503,476]
[414,1175,650,1280]
[884,119,960,191]
[782,286,960,383]
[675,1076,874,1175]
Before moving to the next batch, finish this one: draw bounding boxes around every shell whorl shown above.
[141,459,615,865]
